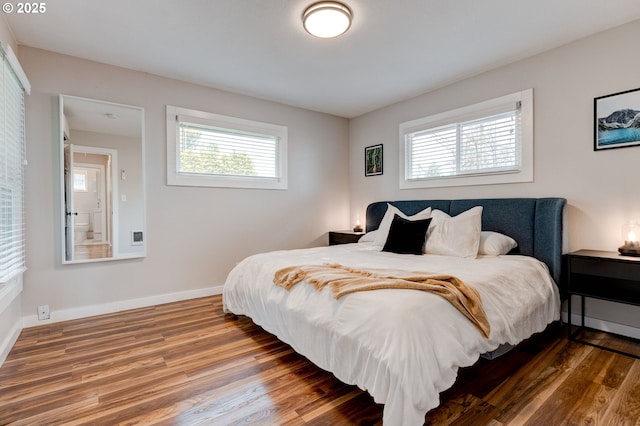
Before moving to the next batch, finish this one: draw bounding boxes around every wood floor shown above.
[74,243,112,260]
[1,295,640,425]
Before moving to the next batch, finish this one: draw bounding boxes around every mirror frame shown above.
[59,94,146,264]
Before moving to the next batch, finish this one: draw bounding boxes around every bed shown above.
[223,197,566,425]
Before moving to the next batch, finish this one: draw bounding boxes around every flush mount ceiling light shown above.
[303,1,352,38]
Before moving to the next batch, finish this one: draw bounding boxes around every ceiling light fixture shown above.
[303,1,352,38]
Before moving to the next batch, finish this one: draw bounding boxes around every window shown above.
[73,170,87,192]
[400,89,533,189]
[0,44,29,283]
[166,106,287,190]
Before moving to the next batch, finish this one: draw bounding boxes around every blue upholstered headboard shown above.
[366,198,566,287]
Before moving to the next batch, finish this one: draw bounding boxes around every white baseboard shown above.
[22,285,224,328]
[562,312,640,340]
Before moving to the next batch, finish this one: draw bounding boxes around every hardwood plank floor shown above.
[73,244,112,260]
[1,295,640,425]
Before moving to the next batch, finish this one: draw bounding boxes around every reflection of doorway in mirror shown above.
[73,163,107,244]
[63,144,118,261]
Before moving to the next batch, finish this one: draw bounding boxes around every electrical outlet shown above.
[37,305,50,321]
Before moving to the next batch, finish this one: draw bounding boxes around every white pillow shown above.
[358,230,378,243]
[426,209,449,236]
[373,204,432,246]
[424,206,483,258]
[478,231,517,256]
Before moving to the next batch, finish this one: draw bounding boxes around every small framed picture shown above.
[595,87,640,151]
[365,144,383,176]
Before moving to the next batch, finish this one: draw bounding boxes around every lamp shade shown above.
[619,220,640,256]
[303,2,352,38]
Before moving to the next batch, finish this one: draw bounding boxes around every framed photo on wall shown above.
[365,144,383,176]
[595,87,640,151]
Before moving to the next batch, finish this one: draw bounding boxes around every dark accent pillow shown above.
[382,214,432,255]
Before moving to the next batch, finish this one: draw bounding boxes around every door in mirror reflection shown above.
[60,95,146,263]
[64,144,116,261]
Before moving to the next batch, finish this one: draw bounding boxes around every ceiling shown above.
[62,95,142,139]
[6,0,640,118]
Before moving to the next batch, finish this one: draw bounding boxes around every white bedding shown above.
[222,243,560,425]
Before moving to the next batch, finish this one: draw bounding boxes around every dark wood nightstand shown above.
[567,249,640,358]
[328,230,365,245]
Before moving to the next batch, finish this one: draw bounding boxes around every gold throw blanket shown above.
[273,263,490,338]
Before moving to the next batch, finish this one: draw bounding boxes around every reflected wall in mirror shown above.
[60,95,146,263]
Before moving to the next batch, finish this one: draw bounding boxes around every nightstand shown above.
[329,230,365,245]
[567,249,640,358]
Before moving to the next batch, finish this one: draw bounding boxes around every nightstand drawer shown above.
[568,250,640,305]
[570,257,640,281]
[329,231,364,245]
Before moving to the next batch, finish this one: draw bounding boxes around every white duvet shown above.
[222,243,560,425]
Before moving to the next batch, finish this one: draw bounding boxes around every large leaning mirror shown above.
[59,95,146,263]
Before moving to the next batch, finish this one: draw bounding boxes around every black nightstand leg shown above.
[581,295,585,328]
[567,294,573,339]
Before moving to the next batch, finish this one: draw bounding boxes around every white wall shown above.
[0,14,16,52]
[349,20,640,330]
[20,47,350,325]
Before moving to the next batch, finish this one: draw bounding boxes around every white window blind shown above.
[406,108,521,179]
[177,119,278,179]
[400,89,533,189]
[166,106,288,190]
[0,45,29,283]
